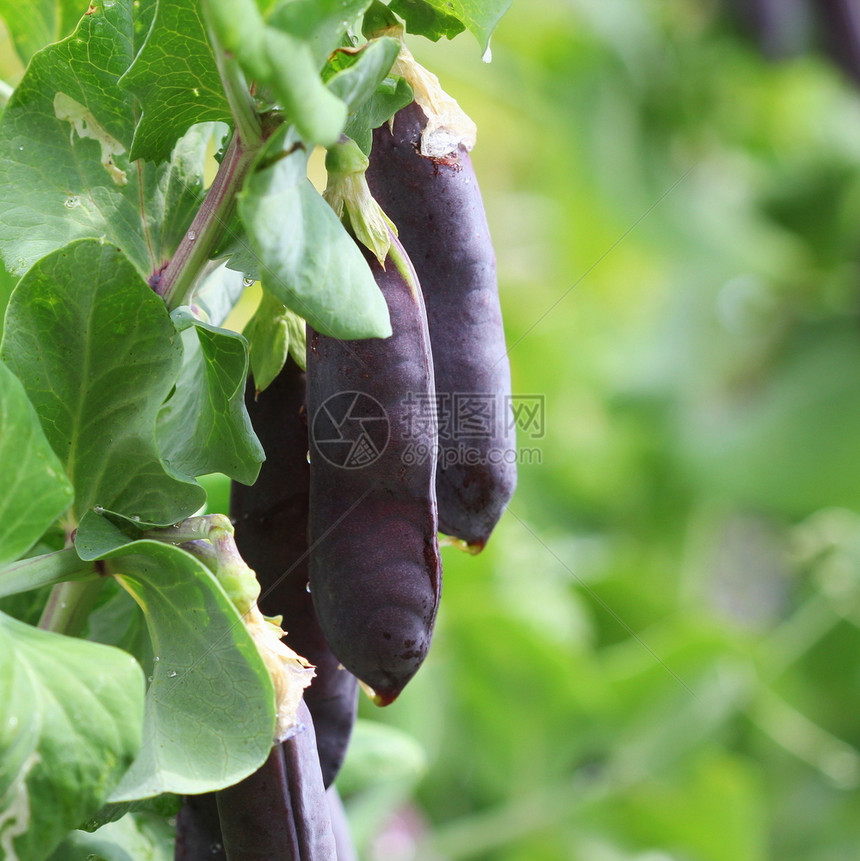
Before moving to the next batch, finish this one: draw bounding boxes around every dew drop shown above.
[168,670,178,678]
[187,229,197,241]
[482,44,493,63]
[192,87,200,97]
[104,0,116,6]
[147,675,153,683]
[242,274,255,288]
[154,656,160,662]
[306,450,311,464]
[305,581,311,593]
[17,145,23,151]
[64,195,80,209]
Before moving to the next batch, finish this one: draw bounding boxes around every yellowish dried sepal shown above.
[243,602,316,742]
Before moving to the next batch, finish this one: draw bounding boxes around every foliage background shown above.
[3,0,860,858]
[336,2,860,860]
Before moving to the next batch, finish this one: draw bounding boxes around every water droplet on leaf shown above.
[64,195,80,209]
[242,275,255,287]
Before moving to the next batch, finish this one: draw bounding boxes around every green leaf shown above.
[0,240,205,529]
[244,289,307,393]
[344,74,413,154]
[99,541,274,800]
[267,0,374,67]
[0,611,144,861]
[389,0,465,42]
[238,142,391,339]
[0,0,83,64]
[192,260,245,327]
[389,0,512,49]
[326,37,401,114]
[0,257,16,341]
[0,362,74,566]
[206,0,347,146]
[0,3,208,280]
[74,509,150,563]
[49,811,175,861]
[120,0,231,163]
[157,309,264,485]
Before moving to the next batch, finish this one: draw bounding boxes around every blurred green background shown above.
[5,0,860,858]
[335,3,860,860]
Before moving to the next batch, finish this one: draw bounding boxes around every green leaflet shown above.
[0,0,83,64]
[0,240,204,530]
[0,0,207,280]
[101,541,275,800]
[158,308,264,486]
[48,811,175,861]
[0,363,74,567]
[388,0,512,50]
[206,0,347,146]
[267,0,373,67]
[244,289,307,393]
[120,0,231,163]
[238,140,391,339]
[0,612,144,861]
[344,74,414,154]
[326,37,402,114]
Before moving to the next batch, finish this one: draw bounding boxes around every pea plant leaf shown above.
[0,611,144,861]
[345,74,414,154]
[389,0,512,50]
[48,811,174,861]
[326,36,402,114]
[157,308,264,486]
[0,240,205,533]
[192,261,246,327]
[0,362,74,567]
[267,0,374,67]
[0,0,207,282]
[102,540,275,800]
[238,139,392,339]
[119,0,231,163]
[244,289,307,393]
[206,0,347,146]
[0,0,83,65]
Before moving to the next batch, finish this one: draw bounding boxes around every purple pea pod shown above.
[216,704,337,861]
[366,99,517,552]
[230,357,358,787]
[306,234,442,706]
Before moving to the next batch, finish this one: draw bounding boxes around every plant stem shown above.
[0,548,95,598]
[38,578,104,636]
[157,14,264,311]
[157,131,258,311]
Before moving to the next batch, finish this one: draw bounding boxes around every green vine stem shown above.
[38,579,104,636]
[156,15,264,311]
[156,130,258,311]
